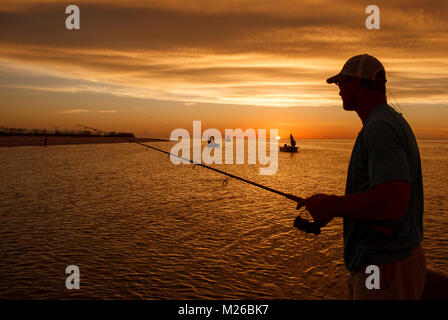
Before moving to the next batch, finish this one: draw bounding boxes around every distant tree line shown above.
[0,126,135,138]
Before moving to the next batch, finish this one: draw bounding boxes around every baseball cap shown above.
[326,54,386,84]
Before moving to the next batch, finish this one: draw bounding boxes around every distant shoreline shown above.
[0,135,169,148]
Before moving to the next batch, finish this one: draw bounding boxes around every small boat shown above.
[207,142,220,148]
[280,144,299,153]
[280,133,299,152]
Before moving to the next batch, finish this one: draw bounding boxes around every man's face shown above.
[337,77,359,111]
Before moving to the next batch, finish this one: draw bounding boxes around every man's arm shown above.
[300,180,410,222]
[332,180,410,220]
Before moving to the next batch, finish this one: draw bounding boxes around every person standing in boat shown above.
[290,134,296,147]
[296,54,426,299]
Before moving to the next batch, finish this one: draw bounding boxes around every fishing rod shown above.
[76,124,322,235]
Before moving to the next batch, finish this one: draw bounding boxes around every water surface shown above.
[0,140,447,299]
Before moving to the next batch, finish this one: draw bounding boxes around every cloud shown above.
[57,108,116,114]
[57,109,90,114]
[0,0,447,108]
[2,49,448,108]
[1,1,446,54]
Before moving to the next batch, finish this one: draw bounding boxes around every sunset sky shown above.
[0,0,447,139]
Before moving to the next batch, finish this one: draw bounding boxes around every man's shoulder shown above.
[363,105,401,134]
[359,106,408,151]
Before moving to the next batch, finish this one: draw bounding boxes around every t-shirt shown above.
[344,104,424,275]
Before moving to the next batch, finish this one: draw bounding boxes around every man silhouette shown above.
[297,54,426,299]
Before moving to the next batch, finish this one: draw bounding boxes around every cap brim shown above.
[326,73,342,84]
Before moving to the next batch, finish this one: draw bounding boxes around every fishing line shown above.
[387,88,403,114]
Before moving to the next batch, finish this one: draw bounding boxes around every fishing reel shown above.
[293,198,322,235]
[293,215,322,235]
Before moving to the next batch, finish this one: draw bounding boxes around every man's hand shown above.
[296,194,337,226]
